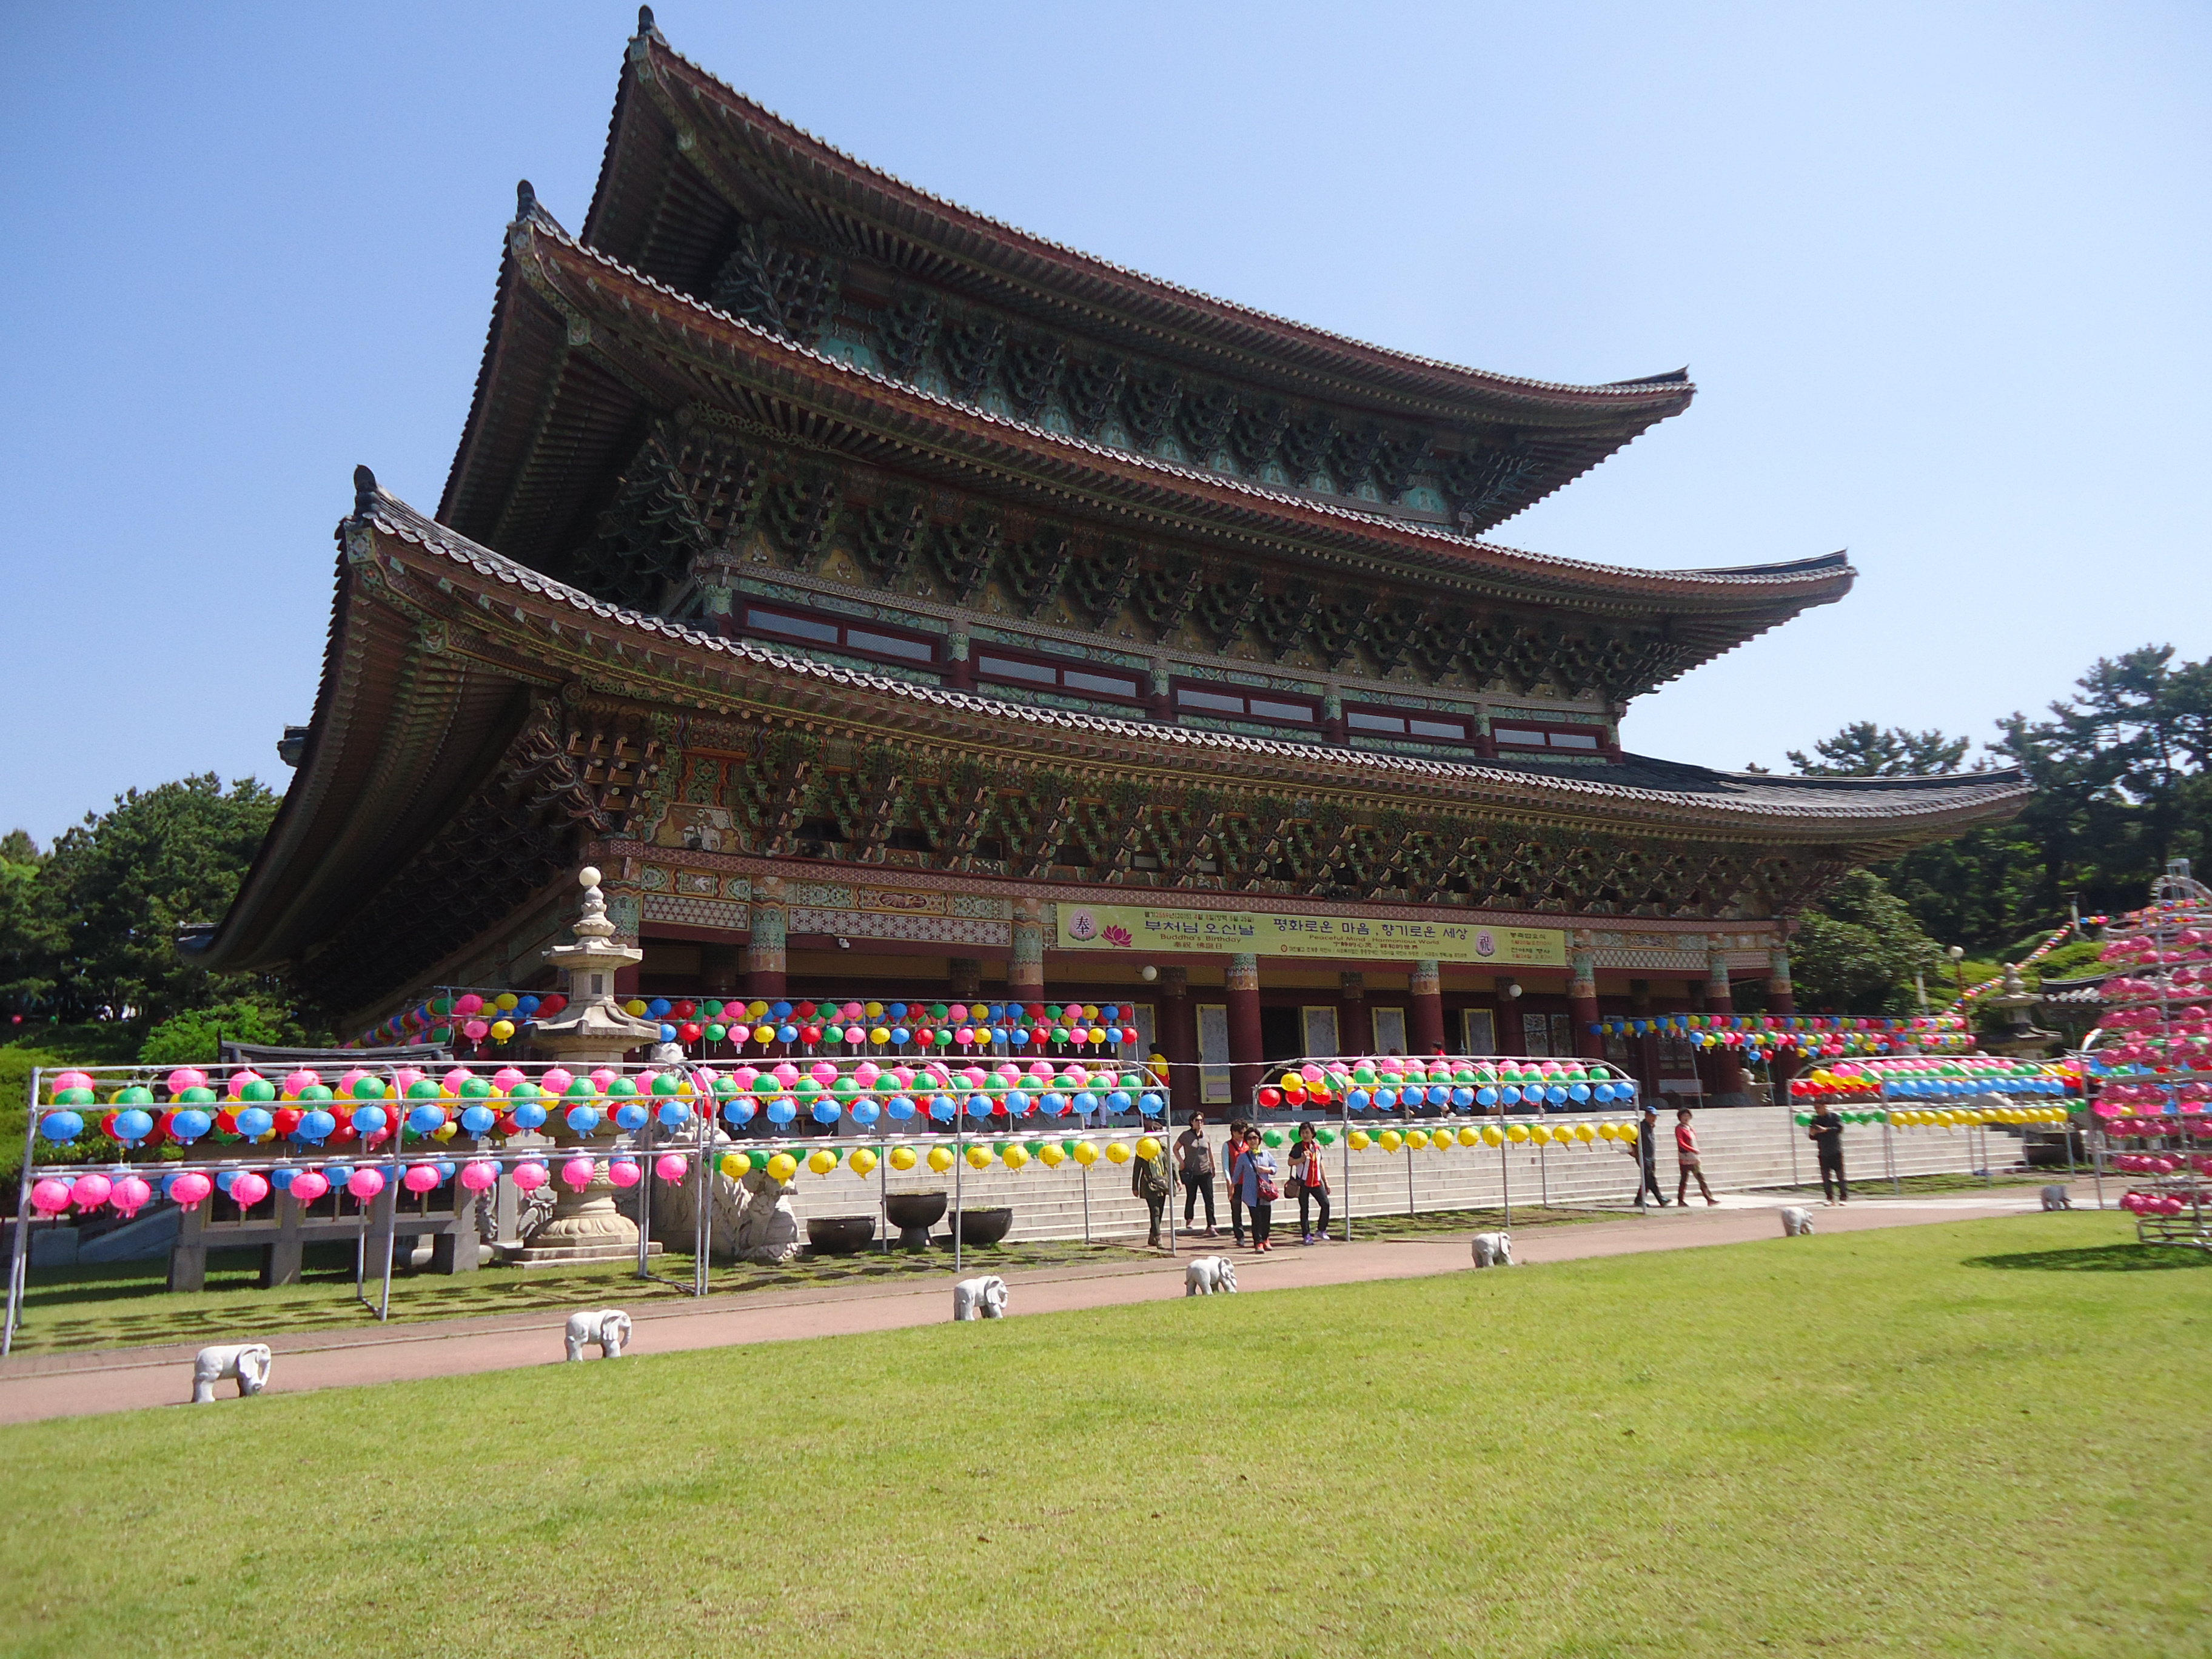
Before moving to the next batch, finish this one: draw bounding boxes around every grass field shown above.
[2,1213,2206,1657]
[5,1204,1604,1355]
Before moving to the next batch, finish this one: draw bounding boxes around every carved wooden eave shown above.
[443,213,1851,681]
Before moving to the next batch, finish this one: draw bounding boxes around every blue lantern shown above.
[614,1102,649,1131]
[928,1094,956,1123]
[887,1096,917,1120]
[407,1104,445,1136]
[565,1105,602,1134]
[38,1111,83,1144]
[766,1098,797,1125]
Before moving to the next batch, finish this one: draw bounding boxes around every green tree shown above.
[1787,722,1977,778]
[1788,869,1944,1013]
[0,775,293,1029]
[138,997,312,1067]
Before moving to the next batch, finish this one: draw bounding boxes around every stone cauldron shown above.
[805,1215,878,1255]
[945,1207,1013,1248]
[884,1191,948,1252]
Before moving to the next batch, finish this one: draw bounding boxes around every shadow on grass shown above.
[1963,1242,2211,1273]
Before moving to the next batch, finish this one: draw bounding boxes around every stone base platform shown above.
[502,1240,665,1268]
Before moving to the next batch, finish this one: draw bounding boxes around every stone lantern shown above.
[1985,963,2059,1058]
[520,865,663,1262]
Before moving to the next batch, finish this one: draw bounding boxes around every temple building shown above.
[199,9,2026,1110]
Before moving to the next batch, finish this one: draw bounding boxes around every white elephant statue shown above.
[191,1342,272,1403]
[952,1275,1008,1321]
[1184,1256,1238,1295]
[1470,1231,1513,1269]
[2040,1185,2073,1212]
[1780,1206,1815,1237]
[565,1308,633,1361]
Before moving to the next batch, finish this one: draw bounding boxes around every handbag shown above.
[1253,1159,1280,1203]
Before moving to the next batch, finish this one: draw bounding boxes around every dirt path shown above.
[0,1186,2080,1426]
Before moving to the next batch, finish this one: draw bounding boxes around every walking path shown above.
[0,1184,2083,1427]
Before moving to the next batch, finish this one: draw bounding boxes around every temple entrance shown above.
[1260,1005,1303,1062]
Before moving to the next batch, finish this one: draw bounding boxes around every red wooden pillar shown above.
[744,882,787,1001]
[1570,930,1604,1059]
[1339,971,1373,1057]
[1227,953,1264,1107]
[1409,959,1445,1054]
[1158,967,1199,1119]
[1703,935,1746,1101]
[1629,979,1661,1094]
[1765,936,1800,1090]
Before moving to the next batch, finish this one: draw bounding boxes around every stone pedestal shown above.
[519,865,666,1263]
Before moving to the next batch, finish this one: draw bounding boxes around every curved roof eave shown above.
[492,214,1854,620]
[586,20,1699,428]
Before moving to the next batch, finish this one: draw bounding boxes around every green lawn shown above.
[4,1236,1156,1355]
[2,1213,2206,1658]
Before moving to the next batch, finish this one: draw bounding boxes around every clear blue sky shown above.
[4,1,2206,846]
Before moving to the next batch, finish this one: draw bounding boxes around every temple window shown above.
[1493,722,1608,754]
[1344,705,1474,745]
[973,646,1145,705]
[1173,682,1320,726]
[738,602,940,670]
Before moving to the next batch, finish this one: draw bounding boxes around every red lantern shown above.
[1258,1087,1282,1108]
[678,1021,703,1045]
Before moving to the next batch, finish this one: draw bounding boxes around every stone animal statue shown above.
[1470,1231,1513,1269]
[732,1166,802,1265]
[565,1308,633,1361]
[952,1275,1008,1321]
[1780,1206,1815,1237]
[1185,1255,1238,1295]
[191,1342,272,1404]
[2040,1185,2074,1212]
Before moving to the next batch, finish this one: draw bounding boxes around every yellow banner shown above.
[1056,904,1566,966]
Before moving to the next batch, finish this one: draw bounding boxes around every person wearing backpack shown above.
[1131,1134,1172,1247]
[1236,1134,1281,1252]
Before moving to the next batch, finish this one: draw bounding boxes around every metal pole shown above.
[1538,1138,1550,1210]
[1500,1138,1512,1229]
[1788,1099,1800,1192]
[636,1113,654,1280]
[1341,1098,1352,1244]
[2091,1125,2106,1210]
[695,1110,710,1297]
[1081,1153,1090,1245]
[1406,1133,1416,1218]
[1165,1115,1177,1256]
[3,1065,42,1358]
[954,1118,964,1274]
[1886,1116,1901,1196]
[377,1110,399,1322]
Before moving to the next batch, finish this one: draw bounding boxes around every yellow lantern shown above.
[1039,1143,1066,1168]
[1507,1124,1530,1144]
[1430,1129,1453,1154]
[765,1152,798,1183]
[1405,1127,1430,1150]
[865,1001,884,1020]
[1619,1123,1638,1145]
[1379,1128,1404,1153]
[927,1145,956,1174]
[719,1152,749,1179]
[806,1148,838,1176]
[1529,1124,1552,1147]
[1480,1124,1504,1147]
[1574,1123,1595,1144]
[1105,1141,1132,1165]
[1073,1141,1100,1167]
[1002,1144,1030,1171]
[431,1121,457,1142]
[870,1027,890,1045]
[495,991,519,1011]
[624,998,649,1016]
[848,1147,879,1178]
[1347,1129,1371,1151]
[888,1144,918,1172]
[753,1025,776,1044]
[965,1145,993,1170]
[1457,1125,1481,1147]
[1136,1135,1162,1161]
[491,1019,516,1042]
[746,1000,768,1019]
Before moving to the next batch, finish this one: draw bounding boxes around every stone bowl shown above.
[806,1214,879,1255]
[883,1191,949,1232]
[945,1207,1013,1248]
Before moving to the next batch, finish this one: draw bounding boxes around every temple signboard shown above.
[1056,904,1566,966]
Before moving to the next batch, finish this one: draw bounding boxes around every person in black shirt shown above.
[1632,1103,1667,1208]
[1808,1107,1848,1204]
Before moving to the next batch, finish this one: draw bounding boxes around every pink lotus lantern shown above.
[403,1164,441,1194]
[459,1159,499,1192]
[541,1068,574,1097]
[170,1171,214,1207]
[511,1160,549,1191]
[110,1175,152,1216]
[30,1179,71,1216]
[289,1170,330,1204]
[70,1173,113,1211]
[608,1159,641,1188]
[231,1171,271,1208]
[559,1156,597,1190]
[655,1153,688,1182]
[167,1067,208,1094]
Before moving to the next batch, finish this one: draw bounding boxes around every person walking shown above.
[1223,1121,1250,1247]
[1289,1123,1332,1244]
[1632,1102,1667,1208]
[1808,1102,1849,1204]
[1131,1133,1172,1247]
[1236,1130,1281,1251]
[1674,1107,1717,1207]
[1176,1113,1218,1236]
